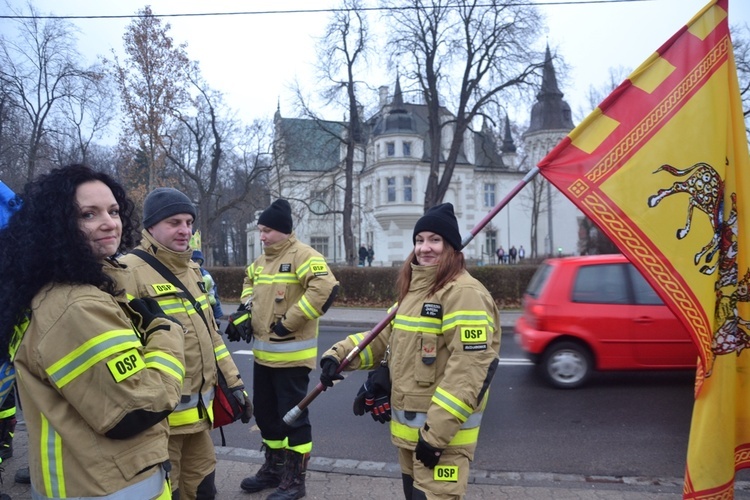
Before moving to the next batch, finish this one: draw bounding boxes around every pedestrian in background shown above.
[358,243,368,267]
[192,249,224,320]
[495,245,505,264]
[0,165,185,499]
[509,245,518,264]
[367,245,375,266]
[231,199,339,500]
[122,187,251,499]
[319,203,501,500]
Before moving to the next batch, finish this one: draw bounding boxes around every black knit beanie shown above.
[142,188,196,228]
[258,199,293,234]
[413,203,462,250]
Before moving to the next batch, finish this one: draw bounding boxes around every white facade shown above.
[249,52,583,265]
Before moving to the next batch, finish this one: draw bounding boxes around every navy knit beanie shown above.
[258,199,293,234]
[142,188,196,228]
[413,203,462,250]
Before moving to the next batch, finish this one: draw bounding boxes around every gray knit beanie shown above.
[142,188,196,228]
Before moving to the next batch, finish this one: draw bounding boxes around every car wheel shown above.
[539,340,592,389]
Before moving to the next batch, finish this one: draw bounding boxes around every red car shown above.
[515,254,697,389]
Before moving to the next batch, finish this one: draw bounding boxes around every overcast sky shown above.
[2,0,749,128]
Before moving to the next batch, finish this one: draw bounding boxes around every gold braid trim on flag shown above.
[582,192,713,363]
[582,37,729,187]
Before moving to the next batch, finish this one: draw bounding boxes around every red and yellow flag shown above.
[537,0,750,497]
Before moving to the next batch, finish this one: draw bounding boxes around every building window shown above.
[485,231,497,261]
[364,185,373,207]
[484,183,496,207]
[387,177,396,202]
[310,190,327,214]
[310,236,329,258]
[403,176,413,202]
[403,141,412,157]
[386,142,395,157]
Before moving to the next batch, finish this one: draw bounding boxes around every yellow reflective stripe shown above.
[214,344,230,362]
[393,314,442,333]
[298,295,321,320]
[262,438,288,450]
[46,330,142,388]
[240,287,253,300]
[347,333,375,369]
[391,421,480,447]
[41,413,65,497]
[155,298,188,316]
[288,442,312,454]
[255,272,299,285]
[155,480,172,500]
[144,351,185,382]
[432,387,472,423]
[168,406,208,427]
[253,347,318,363]
[442,310,495,332]
[297,256,327,277]
[0,406,15,419]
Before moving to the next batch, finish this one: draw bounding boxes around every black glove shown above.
[319,356,344,389]
[128,297,180,340]
[231,386,253,423]
[271,320,291,337]
[353,364,391,423]
[415,428,443,469]
[225,305,253,343]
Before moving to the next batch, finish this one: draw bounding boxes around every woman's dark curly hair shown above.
[0,164,137,358]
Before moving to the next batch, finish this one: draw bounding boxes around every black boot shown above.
[240,445,286,493]
[0,417,15,460]
[266,450,308,500]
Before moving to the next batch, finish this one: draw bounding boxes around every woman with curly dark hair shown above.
[0,164,185,499]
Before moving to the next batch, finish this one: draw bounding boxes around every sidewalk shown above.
[1,422,725,499]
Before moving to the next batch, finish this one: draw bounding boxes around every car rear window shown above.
[572,264,629,304]
[627,265,664,305]
[525,263,553,298]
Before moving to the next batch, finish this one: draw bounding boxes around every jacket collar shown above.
[263,233,297,258]
[139,229,193,270]
[409,263,438,292]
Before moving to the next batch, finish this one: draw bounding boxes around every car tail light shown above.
[527,303,546,331]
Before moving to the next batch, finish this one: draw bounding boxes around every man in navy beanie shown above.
[230,198,339,500]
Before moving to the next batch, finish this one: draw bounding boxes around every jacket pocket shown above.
[113,428,169,480]
[415,333,437,386]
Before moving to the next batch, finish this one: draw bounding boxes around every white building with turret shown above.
[248,49,582,265]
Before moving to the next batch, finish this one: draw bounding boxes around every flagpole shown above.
[283,167,540,424]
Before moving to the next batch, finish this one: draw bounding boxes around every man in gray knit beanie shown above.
[142,187,197,229]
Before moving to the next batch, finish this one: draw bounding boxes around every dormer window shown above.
[403,141,412,157]
[386,142,395,157]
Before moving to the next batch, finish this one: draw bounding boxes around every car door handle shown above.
[633,317,654,323]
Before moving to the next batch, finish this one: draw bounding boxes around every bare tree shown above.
[732,24,750,138]
[112,6,190,196]
[384,0,544,210]
[0,2,93,181]
[163,65,271,265]
[290,0,370,265]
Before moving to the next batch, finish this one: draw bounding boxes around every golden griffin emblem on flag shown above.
[649,162,750,360]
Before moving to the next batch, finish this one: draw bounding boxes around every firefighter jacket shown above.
[241,234,339,370]
[121,230,244,433]
[12,276,185,499]
[323,264,500,459]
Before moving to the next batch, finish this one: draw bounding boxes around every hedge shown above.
[209,264,539,309]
